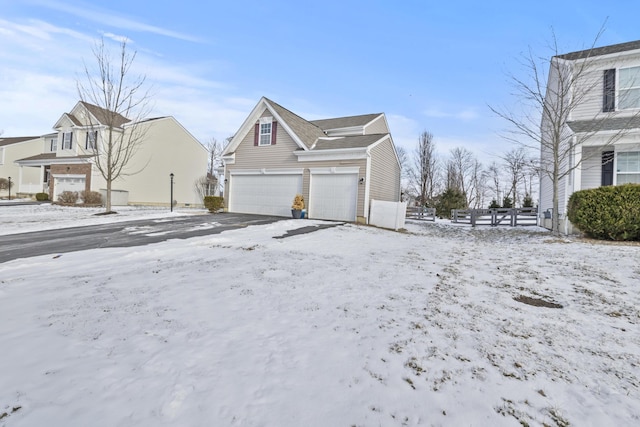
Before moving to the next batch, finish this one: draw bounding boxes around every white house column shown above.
[573,144,582,192]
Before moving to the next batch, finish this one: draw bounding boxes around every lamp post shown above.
[170,173,174,212]
[8,177,11,201]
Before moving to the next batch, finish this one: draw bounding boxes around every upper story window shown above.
[618,66,640,110]
[49,137,58,152]
[254,117,277,146]
[86,130,98,150]
[62,131,73,150]
[260,121,272,146]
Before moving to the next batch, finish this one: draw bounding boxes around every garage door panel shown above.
[309,174,358,221]
[229,174,302,217]
[54,177,86,200]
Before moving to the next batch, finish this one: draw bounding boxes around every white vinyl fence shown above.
[369,199,407,230]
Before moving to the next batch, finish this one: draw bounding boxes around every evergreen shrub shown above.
[567,184,640,241]
[204,196,224,213]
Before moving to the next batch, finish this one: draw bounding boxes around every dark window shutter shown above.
[603,69,615,112]
[271,121,277,145]
[601,151,614,186]
[85,132,89,149]
[254,123,259,146]
[69,132,73,149]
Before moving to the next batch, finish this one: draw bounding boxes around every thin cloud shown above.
[32,0,204,43]
[423,107,479,120]
[101,31,132,44]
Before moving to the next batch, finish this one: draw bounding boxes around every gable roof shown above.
[223,97,390,155]
[557,40,640,61]
[310,113,382,131]
[79,101,131,128]
[0,136,40,147]
[265,98,326,149]
[53,101,132,131]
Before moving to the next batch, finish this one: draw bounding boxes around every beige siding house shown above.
[222,97,401,223]
[540,40,640,233]
[0,136,43,197]
[13,101,208,206]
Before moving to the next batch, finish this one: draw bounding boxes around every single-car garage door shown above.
[53,175,86,201]
[309,173,358,221]
[229,174,302,217]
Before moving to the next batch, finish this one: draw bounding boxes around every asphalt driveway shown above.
[0,212,283,263]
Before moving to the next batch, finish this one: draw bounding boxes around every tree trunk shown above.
[106,177,112,212]
[552,171,560,236]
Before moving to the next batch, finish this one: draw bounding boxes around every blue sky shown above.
[1,0,639,162]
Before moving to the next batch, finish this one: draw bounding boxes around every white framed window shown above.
[618,66,640,110]
[62,132,73,150]
[616,151,640,184]
[86,131,98,150]
[50,137,58,152]
[0,147,4,165]
[259,121,272,146]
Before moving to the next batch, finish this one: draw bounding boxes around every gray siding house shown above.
[221,97,401,223]
[540,41,640,233]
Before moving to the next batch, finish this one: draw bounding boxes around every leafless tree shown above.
[502,147,529,207]
[486,161,503,204]
[409,131,438,206]
[490,26,640,234]
[446,147,483,207]
[77,37,151,213]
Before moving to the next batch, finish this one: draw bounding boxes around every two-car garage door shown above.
[229,174,302,217]
[228,170,359,221]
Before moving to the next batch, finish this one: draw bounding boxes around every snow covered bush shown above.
[80,190,102,205]
[567,184,640,241]
[57,191,79,204]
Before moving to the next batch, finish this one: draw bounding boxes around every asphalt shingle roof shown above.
[313,134,387,150]
[265,98,326,149]
[310,113,381,131]
[557,40,640,61]
[79,101,131,128]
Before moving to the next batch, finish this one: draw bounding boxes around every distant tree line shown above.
[397,131,538,217]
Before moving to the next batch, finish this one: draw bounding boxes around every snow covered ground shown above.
[1,205,639,426]
[0,203,207,236]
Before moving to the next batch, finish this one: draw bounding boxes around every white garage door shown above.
[229,174,302,217]
[309,173,358,221]
[53,175,86,200]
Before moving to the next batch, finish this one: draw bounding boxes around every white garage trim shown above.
[308,166,360,175]
[51,174,85,179]
[230,168,304,175]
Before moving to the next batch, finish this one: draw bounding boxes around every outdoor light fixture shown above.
[170,173,174,212]
[359,177,365,184]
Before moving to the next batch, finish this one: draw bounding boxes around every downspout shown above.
[363,150,372,224]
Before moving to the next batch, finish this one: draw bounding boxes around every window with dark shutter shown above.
[271,121,277,145]
[254,123,259,146]
[603,69,615,112]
